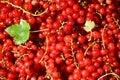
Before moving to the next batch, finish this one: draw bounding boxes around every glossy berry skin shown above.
[78,36,86,44]
[0,0,120,80]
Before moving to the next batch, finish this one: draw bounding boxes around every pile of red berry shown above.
[0,0,120,80]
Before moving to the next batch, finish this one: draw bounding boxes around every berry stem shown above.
[84,41,95,57]
[34,8,41,15]
[84,40,101,57]
[56,21,67,32]
[102,24,107,49]
[39,36,49,62]
[44,61,54,80]
[2,43,7,54]
[1,44,6,67]
[70,39,79,69]
[96,11,103,19]
[88,31,92,41]
[97,72,120,80]
[30,29,49,33]
[0,76,6,80]
[112,16,120,29]
[60,53,66,61]
[15,54,29,65]
[78,0,82,3]
[1,58,6,67]
[0,0,48,16]
[81,1,87,6]
[45,74,54,80]
[26,75,29,80]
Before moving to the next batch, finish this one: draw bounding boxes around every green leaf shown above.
[84,20,95,32]
[6,19,30,45]
[20,19,30,31]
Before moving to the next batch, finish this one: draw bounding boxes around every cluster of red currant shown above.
[0,0,120,80]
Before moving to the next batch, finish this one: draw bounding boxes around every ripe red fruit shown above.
[77,17,85,24]
[23,3,32,11]
[0,0,120,80]
[78,36,86,44]
[81,70,90,78]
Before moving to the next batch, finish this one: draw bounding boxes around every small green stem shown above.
[0,0,48,16]
[84,41,95,57]
[81,1,87,6]
[1,58,6,67]
[97,72,120,80]
[15,54,29,65]
[44,62,54,80]
[112,16,120,29]
[60,53,66,61]
[45,74,54,80]
[39,37,49,62]
[71,39,79,69]
[0,76,6,80]
[84,40,101,57]
[88,31,92,41]
[1,44,6,67]
[56,21,67,32]
[78,0,82,3]
[102,24,107,49]
[96,11,103,19]
[26,75,29,80]
[34,8,41,15]
[30,29,49,33]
